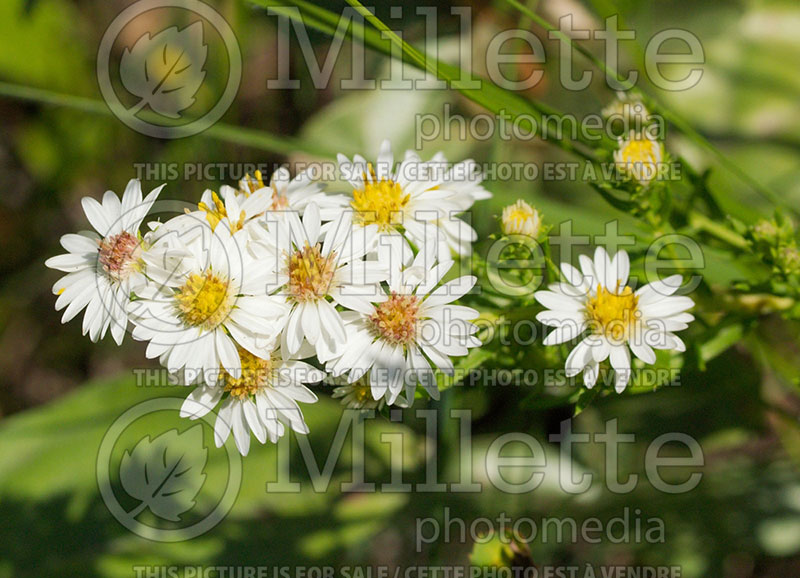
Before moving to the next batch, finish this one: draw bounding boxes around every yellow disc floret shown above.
[198,191,246,232]
[241,170,265,195]
[351,174,410,230]
[286,244,337,302]
[175,271,233,330]
[221,348,273,400]
[615,133,661,184]
[368,293,420,345]
[585,283,639,342]
[618,139,658,166]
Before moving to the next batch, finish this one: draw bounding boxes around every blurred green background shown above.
[1,0,800,576]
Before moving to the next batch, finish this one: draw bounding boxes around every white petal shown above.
[543,321,586,345]
[583,362,599,389]
[560,262,583,286]
[534,290,583,312]
[214,400,234,447]
[181,385,223,418]
[565,339,592,377]
[81,197,112,236]
[231,402,251,456]
[610,250,630,288]
[629,340,656,364]
[216,330,241,375]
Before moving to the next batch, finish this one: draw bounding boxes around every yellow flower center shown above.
[351,175,410,229]
[619,138,659,166]
[287,244,337,302]
[98,231,142,281]
[175,271,233,330]
[368,293,420,345]
[221,348,273,400]
[198,191,246,232]
[585,283,639,342]
[241,170,265,195]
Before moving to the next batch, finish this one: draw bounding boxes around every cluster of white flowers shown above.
[46,134,696,456]
[46,140,488,455]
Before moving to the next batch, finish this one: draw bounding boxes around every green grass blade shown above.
[251,0,598,161]
[0,81,336,158]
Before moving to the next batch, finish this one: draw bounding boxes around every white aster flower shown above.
[614,131,663,186]
[428,151,491,212]
[326,252,481,405]
[240,167,349,220]
[45,179,164,344]
[155,184,269,243]
[337,140,477,265]
[180,345,323,456]
[535,246,695,393]
[128,224,290,386]
[251,202,388,362]
[501,199,541,237]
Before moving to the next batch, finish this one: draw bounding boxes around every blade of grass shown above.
[252,0,599,162]
[0,81,336,158]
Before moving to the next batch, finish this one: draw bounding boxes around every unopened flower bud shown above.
[501,199,541,237]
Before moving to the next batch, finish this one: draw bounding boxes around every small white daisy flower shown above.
[156,185,270,245]
[180,345,323,456]
[614,131,663,186]
[128,224,290,386]
[240,167,349,220]
[251,202,388,362]
[337,140,476,265]
[45,179,164,344]
[501,199,541,237]
[326,252,481,405]
[535,246,695,393]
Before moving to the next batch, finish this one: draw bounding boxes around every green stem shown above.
[689,212,749,250]
[542,236,562,284]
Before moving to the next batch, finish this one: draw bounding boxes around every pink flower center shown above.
[98,231,141,281]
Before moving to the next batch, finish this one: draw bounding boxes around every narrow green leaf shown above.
[0,80,336,158]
